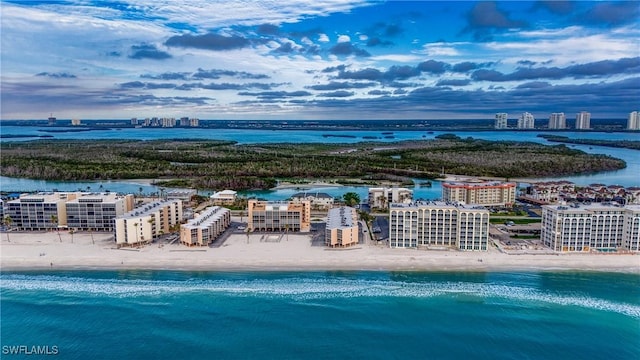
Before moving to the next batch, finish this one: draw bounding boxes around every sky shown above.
[1,0,639,120]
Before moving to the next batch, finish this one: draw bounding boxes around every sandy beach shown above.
[1,231,638,273]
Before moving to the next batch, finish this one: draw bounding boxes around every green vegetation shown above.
[343,192,361,207]
[538,135,640,150]
[0,138,626,190]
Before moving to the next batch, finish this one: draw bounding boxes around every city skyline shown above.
[1,1,639,120]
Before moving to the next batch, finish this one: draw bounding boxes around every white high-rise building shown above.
[494,113,508,129]
[627,111,640,130]
[548,113,566,129]
[541,203,640,252]
[115,200,183,246]
[575,111,591,130]
[389,202,490,251]
[517,112,535,129]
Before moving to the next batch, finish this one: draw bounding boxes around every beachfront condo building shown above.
[6,192,81,230]
[494,113,508,129]
[442,181,516,207]
[291,192,335,210]
[368,187,413,209]
[628,111,640,130]
[548,113,566,129]
[66,193,135,231]
[180,206,230,246]
[575,111,591,129]
[115,200,183,246]
[247,200,311,232]
[389,202,490,251]
[517,112,535,129]
[325,206,359,248]
[541,203,640,252]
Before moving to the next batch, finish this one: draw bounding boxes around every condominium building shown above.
[6,192,81,230]
[66,193,134,231]
[494,113,508,129]
[548,113,566,129]
[389,202,490,251]
[575,111,591,130]
[541,203,640,252]
[517,112,535,129]
[71,118,82,126]
[442,181,516,207]
[628,111,640,130]
[115,200,183,246]
[180,206,230,246]
[247,200,311,232]
[325,206,359,248]
[291,192,334,209]
[368,187,413,209]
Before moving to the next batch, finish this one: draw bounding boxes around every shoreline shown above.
[2,232,638,274]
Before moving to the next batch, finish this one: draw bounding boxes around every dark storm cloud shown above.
[472,57,640,81]
[165,33,250,51]
[416,60,449,74]
[336,68,383,81]
[119,81,146,88]
[533,1,575,15]
[436,79,471,87]
[145,83,176,89]
[321,64,348,73]
[461,1,528,41]
[317,91,354,97]
[35,72,77,78]
[517,60,537,67]
[128,44,172,60]
[368,90,392,96]
[273,42,295,53]
[257,24,280,35]
[141,72,191,80]
[306,81,376,90]
[581,1,640,26]
[515,81,552,89]
[384,65,420,80]
[329,42,371,57]
[118,81,174,89]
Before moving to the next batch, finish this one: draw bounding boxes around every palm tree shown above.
[3,215,12,242]
[138,187,144,198]
[51,214,62,242]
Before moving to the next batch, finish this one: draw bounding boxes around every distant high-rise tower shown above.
[71,118,81,126]
[47,114,56,126]
[575,111,591,130]
[190,118,199,127]
[494,113,508,129]
[548,113,566,129]
[627,111,640,130]
[517,112,535,129]
[131,118,138,125]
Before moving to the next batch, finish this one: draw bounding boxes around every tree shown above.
[343,192,360,207]
[50,215,62,242]
[3,215,12,242]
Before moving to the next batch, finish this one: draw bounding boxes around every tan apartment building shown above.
[442,181,516,207]
[6,192,82,230]
[115,200,183,246]
[541,203,640,252]
[180,206,231,246]
[247,200,310,232]
[389,201,490,251]
[291,192,334,210]
[325,206,359,247]
[368,187,413,209]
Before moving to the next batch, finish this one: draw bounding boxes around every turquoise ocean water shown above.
[1,270,639,359]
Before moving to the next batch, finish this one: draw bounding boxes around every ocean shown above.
[1,270,639,359]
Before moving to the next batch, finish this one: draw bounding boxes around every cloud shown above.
[128,44,172,60]
[337,35,351,43]
[318,34,330,42]
[321,64,348,73]
[451,61,492,72]
[306,81,376,90]
[141,72,191,80]
[119,81,146,89]
[336,68,383,81]
[238,90,311,99]
[35,72,77,78]
[384,65,420,80]
[368,90,391,95]
[436,79,471,87]
[416,60,449,74]
[165,33,250,51]
[471,57,640,81]
[192,68,269,80]
[462,1,527,41]
[581,1,640,26]
[517,60,537,67]
[317,90,354,97]
[329,42,370,57]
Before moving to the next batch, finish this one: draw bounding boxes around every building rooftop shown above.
[66,192,126,204]
[183,206,229,229]
[326,206,356,229]
[390,201,488,211]
[544,202,640,212]
[443,181,516,188]
[121,200,179,219]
